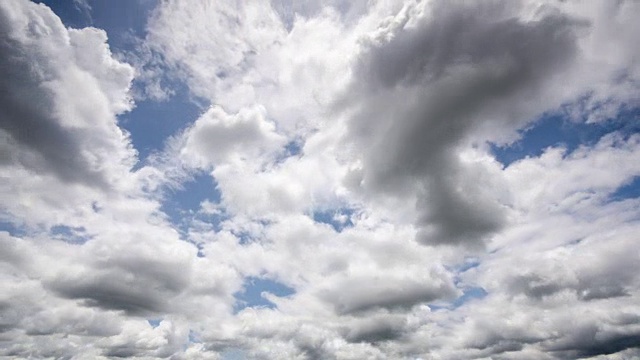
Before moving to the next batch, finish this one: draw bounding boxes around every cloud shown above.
[0,1,135,188]
[340,0,585,247]
[443,137,640,359]
[181,105,285,167]
[318,269,457,314]
[145,0,285,104]
[342,313,407,343]
[1,0,640,359]
[0,2,236,357]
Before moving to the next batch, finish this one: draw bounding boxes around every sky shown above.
[0,0,639,359]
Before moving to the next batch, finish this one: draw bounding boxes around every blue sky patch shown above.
[147,318,162,328]
[233,277,295,312]
[34,0,93,29]
[491,109,640,167]
[429,286,488,311]
[232,231,254,246]
[451,286,488,308]
[160,172,221,229]
[312,208,355,232]
[32,0,157,73]
[123,84,203,164]
[35,0,154,42]
[50,225,89,244]
[285,139,303,157]
[609,176,640,202]
[0,219,26,237]
[274,139,304,165]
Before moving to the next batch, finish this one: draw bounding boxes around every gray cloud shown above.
[47,252,193,316]
[505,240,637,304]
[0,24,103,187]
[2,1,640,359]
[513,274,633,303]
[52,277,168,316]
[319,273,457,315]
[342,314,406,343]
[0,0,134,189]
[507,274,568,300]
[545,326,640,359]
[343,0,581,246]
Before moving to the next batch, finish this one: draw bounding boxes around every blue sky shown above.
[1,0,640,359]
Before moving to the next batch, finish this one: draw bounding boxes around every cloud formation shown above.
[1,0,639,359]
[342,0,583,247]
[0,1,134,187]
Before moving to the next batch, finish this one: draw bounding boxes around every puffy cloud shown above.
[317,268,457,315]
[145,0,285,104]
[504,133,640,215]
[0,0,140,234]
[0,1,234,358]
[440,137,640,359]
[340,0,584,247]
[2,0,640,359]
[181,105,285,168]
[0,0,135,187]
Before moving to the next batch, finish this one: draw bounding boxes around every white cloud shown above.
[181,105,285,167]
[1,0,640,359]
[504,133,640,216]
[0,0,138,231]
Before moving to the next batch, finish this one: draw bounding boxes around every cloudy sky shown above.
[1,0,639,359]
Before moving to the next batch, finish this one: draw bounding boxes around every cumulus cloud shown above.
[0,0,142,234]
[317,268,457,315]
[181,105,285,167]
[340,0,585,247]
[0,1,135,187]
[1,0,640,359]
